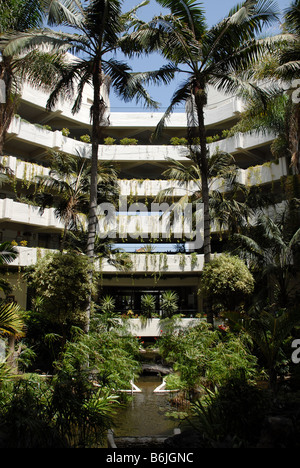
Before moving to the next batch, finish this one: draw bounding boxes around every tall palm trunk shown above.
[85,58,106,333]
[289,102,300,174]
[194,85,211,265]
[0,56,15,155]
[193,85,213,325]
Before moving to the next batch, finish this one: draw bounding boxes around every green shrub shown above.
[80,134,91,143]
[161,290,179,318]
[201,254,255,314]
[170,137,188,146]
[120,137,138,145]
[27,252,94,334]
[141,294,156,318]
[159,321,258,391]
[192,372,270,447]
[61,128,70,137]
[103,137,116,145]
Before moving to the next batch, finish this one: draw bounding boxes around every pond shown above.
[111,375,183,448]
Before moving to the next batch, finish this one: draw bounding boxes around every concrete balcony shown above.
[98,252,205,274]
[119,317,202,337]
[10,246,205,274]
[6,116,276,164]
[209,131,276,156]
[20,75,109,128]
[1,152,287,201]
[0,199,63,230]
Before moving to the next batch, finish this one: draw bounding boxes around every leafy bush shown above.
[159,321,258,391]
[170,137,188,145]
[0,372,117,448]
[191,372,271,447]
[201,254,255,314]
[141,294,156,318]
[120,137,138,145]
[27,252,94,337]
[80,134,91,143]
[61,128,70,137]
[103,137,116,145]
[161,290,179,318]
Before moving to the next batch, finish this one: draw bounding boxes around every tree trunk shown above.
[289,102,300,175]
[0,56,16,155]
[7,335,17,374]
[85,59,107,333]
[193,85,213,325]
[191,85,211,265]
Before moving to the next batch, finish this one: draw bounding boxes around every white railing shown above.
[1,153,287,201]
[10,246,206,273]
[7,116,277,163]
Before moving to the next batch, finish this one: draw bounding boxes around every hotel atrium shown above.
[0,77,288,324]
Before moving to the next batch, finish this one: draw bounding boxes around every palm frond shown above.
[0,301,24,337]
[152,78,191,140]
[0,242,18,265]
[43,0,85,28]
[155,0,207,38]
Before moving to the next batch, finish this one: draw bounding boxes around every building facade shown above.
[0,79,288,325]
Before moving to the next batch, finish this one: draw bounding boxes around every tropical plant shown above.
[201,254,255,316]
[0,371,118,448]
[35,149,119,251]
[225,307,300,390]
[230,1,300,173]
[99,295,115,315]
[160,290,179,318]
[157,150,253,242]
[43,0,175,333]
[0,241,18,264]
[231,203,300,309]
[158,320,258,392]
[27,252,95,351]
[141,293,156,318]
[55,324,141,394]
[0,301,25,371]
[133,0,278,265]
[191,372,271,447]
[95,294,120,330]
[0,0,69,154]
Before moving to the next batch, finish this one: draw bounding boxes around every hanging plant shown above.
[191,252,198,268]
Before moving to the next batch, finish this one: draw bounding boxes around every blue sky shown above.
[109,0,292,111]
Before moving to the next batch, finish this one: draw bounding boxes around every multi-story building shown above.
[0,77,288,335]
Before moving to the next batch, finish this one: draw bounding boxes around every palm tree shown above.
[0,301,25,372]
[35,149,119,251]
[277,0,300,80]
[156,150,252,244]
[133,0,278,264]
[0,238,22,371]
[44,0,175,332]
[0,0,70,155]
[230,1,300,172]
[160,290,178,318]
[141,293,156,318]
[0,241,18,265]
[231,203,300,309]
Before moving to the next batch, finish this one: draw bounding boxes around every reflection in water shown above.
[114,375,179,438]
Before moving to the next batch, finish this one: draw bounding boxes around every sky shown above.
[109,0,292,111]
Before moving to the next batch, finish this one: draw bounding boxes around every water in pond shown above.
[113,375,180,440]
